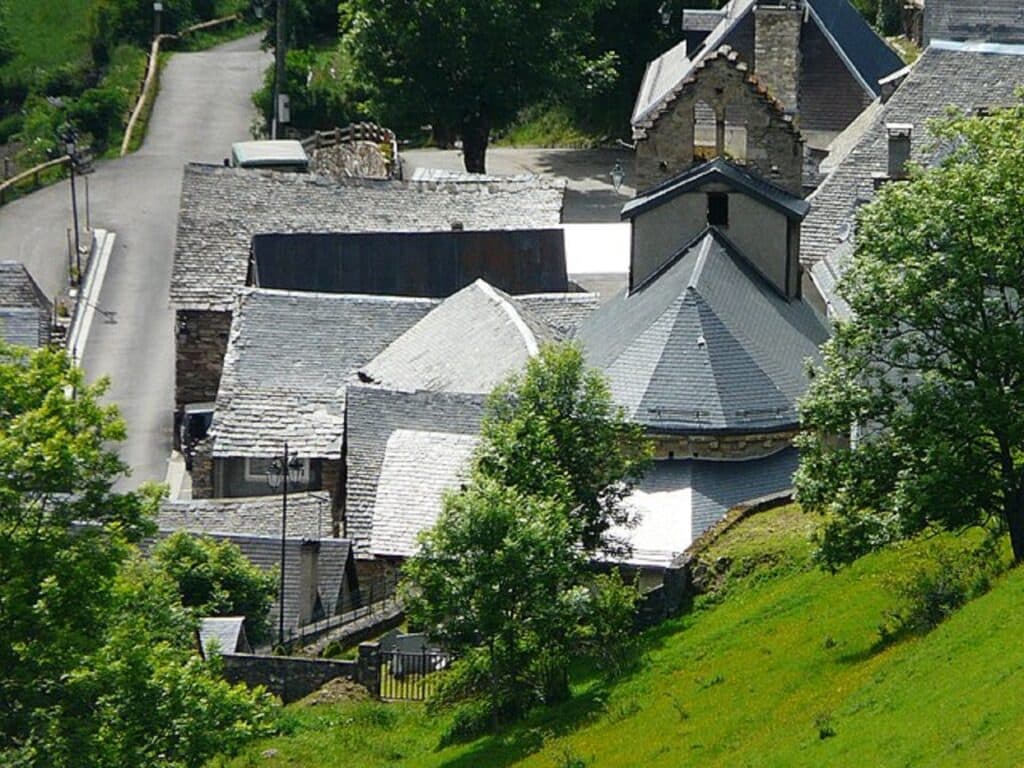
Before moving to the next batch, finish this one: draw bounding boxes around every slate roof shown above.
[577,228,829,434]
[199,617,250,656]
[622,158,811,220]
[157,493,332,539]
[209,288,436,458]
[344,385,486,556]
[924,0,1024,45]
[0,261,51,348]
[615,447,799,567]
[801,41,1024,267]
[632,0,902,128]
[369,430,480,557]
[359,280,559,396]
[170,164,566,311]
[515,292,601,337]
[808,239,853,322]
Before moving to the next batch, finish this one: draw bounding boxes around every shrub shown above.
[879,537,1005,640]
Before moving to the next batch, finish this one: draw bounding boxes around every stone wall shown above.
[175,309,231,413]
[221,653,359,704]
[754,5,802,113]
[321,458,343,535]
[634,47,803,195]
[651,428,798,460]
[190,438,214,499]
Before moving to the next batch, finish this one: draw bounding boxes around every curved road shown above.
[0,34,269,488]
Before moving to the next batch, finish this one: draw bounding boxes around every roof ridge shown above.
[477,280,540,356]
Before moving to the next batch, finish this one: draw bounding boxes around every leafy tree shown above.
[151,531,277,644]
[402,343,647,724]
[0,0,13,69]
[339,0,612,172]
[477,342,651,555]
[795,105,1024,569]
[0,343,271,766]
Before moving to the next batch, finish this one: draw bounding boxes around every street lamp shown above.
[153,1,163,39]
[610,159,625,193]
[61,125,81,286]
[266,442,303,647]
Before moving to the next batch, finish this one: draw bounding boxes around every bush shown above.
[879,537,1005,640]
[70,86,128,151]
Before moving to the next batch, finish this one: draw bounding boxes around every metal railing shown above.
[379,650,450,701]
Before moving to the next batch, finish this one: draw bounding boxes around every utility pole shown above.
[272,0,287,139]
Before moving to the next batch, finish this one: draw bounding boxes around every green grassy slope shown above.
[4,0,94,75]
[219,506,1024,767]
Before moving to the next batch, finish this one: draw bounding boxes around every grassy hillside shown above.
[4,0,94,76]
[218,506,1024,767]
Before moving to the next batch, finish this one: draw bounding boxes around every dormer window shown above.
[707,192,728,227]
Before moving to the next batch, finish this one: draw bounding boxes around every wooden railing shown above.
[301,122,401,179]
[0,155,70,204]
[120,13,242,156]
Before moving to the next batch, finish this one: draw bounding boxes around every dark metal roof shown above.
[249,229,569,298]
[622,158,810,221]
[578,228,828,434]
[806,0,905,95]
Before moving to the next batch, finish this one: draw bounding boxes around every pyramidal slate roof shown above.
[801,41,1024,267]
[210,288,437,458]
[924,0,1024,45]
[358,280,560,395]
[577,228,828,433]
[623,157,810,220]
[632,0,902,128]
[170,163,566,311]
[0,261,51,348]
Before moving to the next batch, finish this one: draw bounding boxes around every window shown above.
[707,193,729,227]
[244,456,311,484]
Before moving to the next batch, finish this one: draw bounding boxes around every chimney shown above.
[754,2,803,114]
[298,540,320,626]
[886,123,913,180]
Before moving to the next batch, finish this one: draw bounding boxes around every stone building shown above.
[572,156,829,565]
[803,40,1024,317]
[633,0,904,191]
[0,261,52,348]
[169,163,566,441]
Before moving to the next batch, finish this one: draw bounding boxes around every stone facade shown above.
[754,5,802,113]
[174,309,231,413]
[651,429,799,461]
[190,438,214,499]
[321,458,343,535]
[634,47,803,194]
[221,653,359,704]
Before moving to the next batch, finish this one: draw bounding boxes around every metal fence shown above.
[378,650,450,701]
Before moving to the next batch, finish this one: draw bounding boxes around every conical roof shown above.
[577,229,828,433]
[359,279,557,395]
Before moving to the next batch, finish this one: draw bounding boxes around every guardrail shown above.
[0,155,70,204]
[120,13,242,156]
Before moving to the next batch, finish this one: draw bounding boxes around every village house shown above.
[169,163,566,442]
[155,494,359,643]
[0,261,52,348]
[634,0,904,191]
[803,37,1024,317]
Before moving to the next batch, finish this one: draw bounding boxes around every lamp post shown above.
[266,443,303,647]
[61,125,81,285]
[153,1,163,39]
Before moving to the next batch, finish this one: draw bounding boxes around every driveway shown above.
[0,33,269,488]
[401,146,636,223]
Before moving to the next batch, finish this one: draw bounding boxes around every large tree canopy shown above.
[796,105,1024,568]
[0,344,271,766]
[339,0,611,172]
[403,343,648,724]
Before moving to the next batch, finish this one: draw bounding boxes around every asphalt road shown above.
[0,34,269,489]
